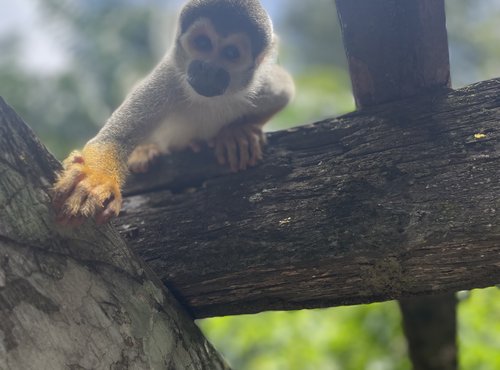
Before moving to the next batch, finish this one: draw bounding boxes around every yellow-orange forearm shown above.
[53,141,127,223]
[70,142,128,187]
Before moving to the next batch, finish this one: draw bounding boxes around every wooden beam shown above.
[400,294,458,370]
[336,1,456,368]
[117,78,500,318]
[336,0,450,108]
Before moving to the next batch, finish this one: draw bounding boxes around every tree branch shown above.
[117,78,500,318]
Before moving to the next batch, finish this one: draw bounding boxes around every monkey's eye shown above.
[221,45,240,61]
[193,35,213,53]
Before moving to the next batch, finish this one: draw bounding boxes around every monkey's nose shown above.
[187,60,230,97]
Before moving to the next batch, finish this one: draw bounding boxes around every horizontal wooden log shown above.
[117,78,500,318]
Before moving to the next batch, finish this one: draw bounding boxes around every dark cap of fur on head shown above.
[180,0,272,57]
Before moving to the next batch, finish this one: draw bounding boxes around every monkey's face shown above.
[178,19,259,98]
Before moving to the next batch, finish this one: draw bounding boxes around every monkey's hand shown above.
[212,122,265,172]
[128,143,163,173]
[53,146,125,225]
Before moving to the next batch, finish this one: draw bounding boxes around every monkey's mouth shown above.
[187,60,230,97]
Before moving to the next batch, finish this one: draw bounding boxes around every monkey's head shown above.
[176,0,273,98]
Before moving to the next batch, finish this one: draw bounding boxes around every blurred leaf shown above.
[458,287,500,370]
[199,302,411,370]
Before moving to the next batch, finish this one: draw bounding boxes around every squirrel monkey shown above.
[53,0,294,225]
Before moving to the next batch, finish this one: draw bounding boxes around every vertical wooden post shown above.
[400,295,458,370]
[336,0,450,108]
[335,1,456,369]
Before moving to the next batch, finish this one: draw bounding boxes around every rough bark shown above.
[115,78,500,318]
[0,97,229,369]
[336,0,450,108]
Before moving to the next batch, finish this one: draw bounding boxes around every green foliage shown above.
[201,289,500,370]
[1,1,170,158]
[446,0,500,87]
[279,0,347,71]
[458,287,500,370]
[267,66,354,132]
[199,302,411,370]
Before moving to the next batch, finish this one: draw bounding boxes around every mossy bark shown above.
[0,97,229,370]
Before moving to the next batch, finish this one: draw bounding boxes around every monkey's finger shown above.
[54,151,87,212]
[64,181,95,217]
[247,125,265,142]
[243,128,262,166]
[55,181,89,224]
[128,144,162,173]
[250,140,262,166]
[236,135,250,171]
[255,135,264,160]
[52,168,86,211]
[95,196,122,225]
[93,182,122,224]
[257,129,266,145]
[58,179,113,223]
[214,138,227,165]
[78,189,108,220]
[56,193,90,225]
[241,126,256,164]
[225,136,239,172]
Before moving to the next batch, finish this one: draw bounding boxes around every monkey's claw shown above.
[128,144,162,173]
[212,123,265,172]
[53,151,122,225]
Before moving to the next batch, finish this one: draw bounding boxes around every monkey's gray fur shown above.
[92,0,293,163]
[54,0,294,223]
[180,0,273,57]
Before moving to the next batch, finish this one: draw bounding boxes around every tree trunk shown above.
[0,97,229,369]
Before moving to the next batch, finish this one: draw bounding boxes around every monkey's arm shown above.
[213,64,294,171]
[53,59,177,224]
